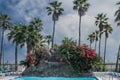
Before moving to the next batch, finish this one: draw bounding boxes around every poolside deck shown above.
[0,76,18,80]
[93,72,120,80]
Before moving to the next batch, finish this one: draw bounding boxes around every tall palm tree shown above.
[8,24,26,71]
[46,1,64,48]
[30,18,43,32]
[94,30,99,51]
[115,1,120,71]
[115,2,120,26]
[26,18,43,53]
[115,45,120,71]
[73,0,90,46]
[103,24,113,67]
[95,13,108,56]
[87,32,95,48]
[45,35,52,49]
[0,14,11,64]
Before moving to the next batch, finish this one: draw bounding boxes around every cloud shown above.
[0,0,120,63]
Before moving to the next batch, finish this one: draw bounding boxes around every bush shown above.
[58,38,97,73]
[20,47,46,67]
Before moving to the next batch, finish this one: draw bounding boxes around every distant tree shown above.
[103,23,113,69]
[115,1,120,71]
[115,2,120,26]
[46,1,64,48]
[45,35,52,49]
[95,13,108,56]
[73,0,90,45]
[8,24,26,71]
[27,18,43,53]
[94,30,99,51]
[87,32,95,48]
[0,14,11,64]
[30,18,43,31]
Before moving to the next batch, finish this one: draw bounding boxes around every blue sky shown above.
[0,0,120,64]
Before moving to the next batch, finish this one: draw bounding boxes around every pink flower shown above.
[66,61,71,65]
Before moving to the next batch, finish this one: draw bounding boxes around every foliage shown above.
[53,44,59,51]
[115,2,120,26]
[58,37,76,62]
[46,1,64,21]
[59,37,97,73]
[0,14,11,30]
[87,32,95,47]
[70,45,96,73]
[73,0,90,16]
[91,55,104,71]
[20,46,48,67]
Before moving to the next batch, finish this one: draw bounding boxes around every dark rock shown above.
[22,60,80,77]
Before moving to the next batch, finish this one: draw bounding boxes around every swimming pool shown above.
[12,77,97,80]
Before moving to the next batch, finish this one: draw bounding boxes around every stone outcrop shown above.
[22,50,92,77]
[22,60,80,77]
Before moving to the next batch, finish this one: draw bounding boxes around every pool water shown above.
[12,77,97,80]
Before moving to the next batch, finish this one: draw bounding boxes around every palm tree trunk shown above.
[103,36,107,71]
[52,20,56,48]
[15,44,18,71]
[90,43,91,48]
[0,29,5,65]
[79,15,81,46]
[115,45,120,71]
[98,33,101,56]
[48,41,50,50]
[27,43,32,54]
[95,40,97,51]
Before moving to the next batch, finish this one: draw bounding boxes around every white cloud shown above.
[0,0,120,63]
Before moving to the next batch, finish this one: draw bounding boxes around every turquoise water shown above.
[12,77,97,80]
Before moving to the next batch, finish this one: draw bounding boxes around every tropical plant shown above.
[72,45,96,73]
[46,1,64,48]
[0,14,11,64]
[8,24,26,70]
[20,53,38,67]
[21,45,48,67]
[92,54,104,71]
[115,1,120,71]
[94,30,99,51]
[95,13,108,56]
[115,2,120,26]
[26,18,43,53]
[115,45,120,71]
[45,35,52,49]
[59,37,96,73]
[87,32,95,48]
[103,23,113,65]
[59,43,97,73]
[30,18,43,31]
[73,0,90,45]
[58,37,76,61]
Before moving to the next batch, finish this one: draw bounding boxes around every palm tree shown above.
[73,0,90,46]
[26,18,43,53]
[94,30,99,51]
[95,13,108,56]
[45,35,52,49]
[115,45,120,71]
[30,18,43,31]
[8,24,26,70]
[115,1,120,71]
[46,1,64,48]
[0,14,11,64]
[87,32,95,48]
[115,2,120,26]
[103,23,113,69]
